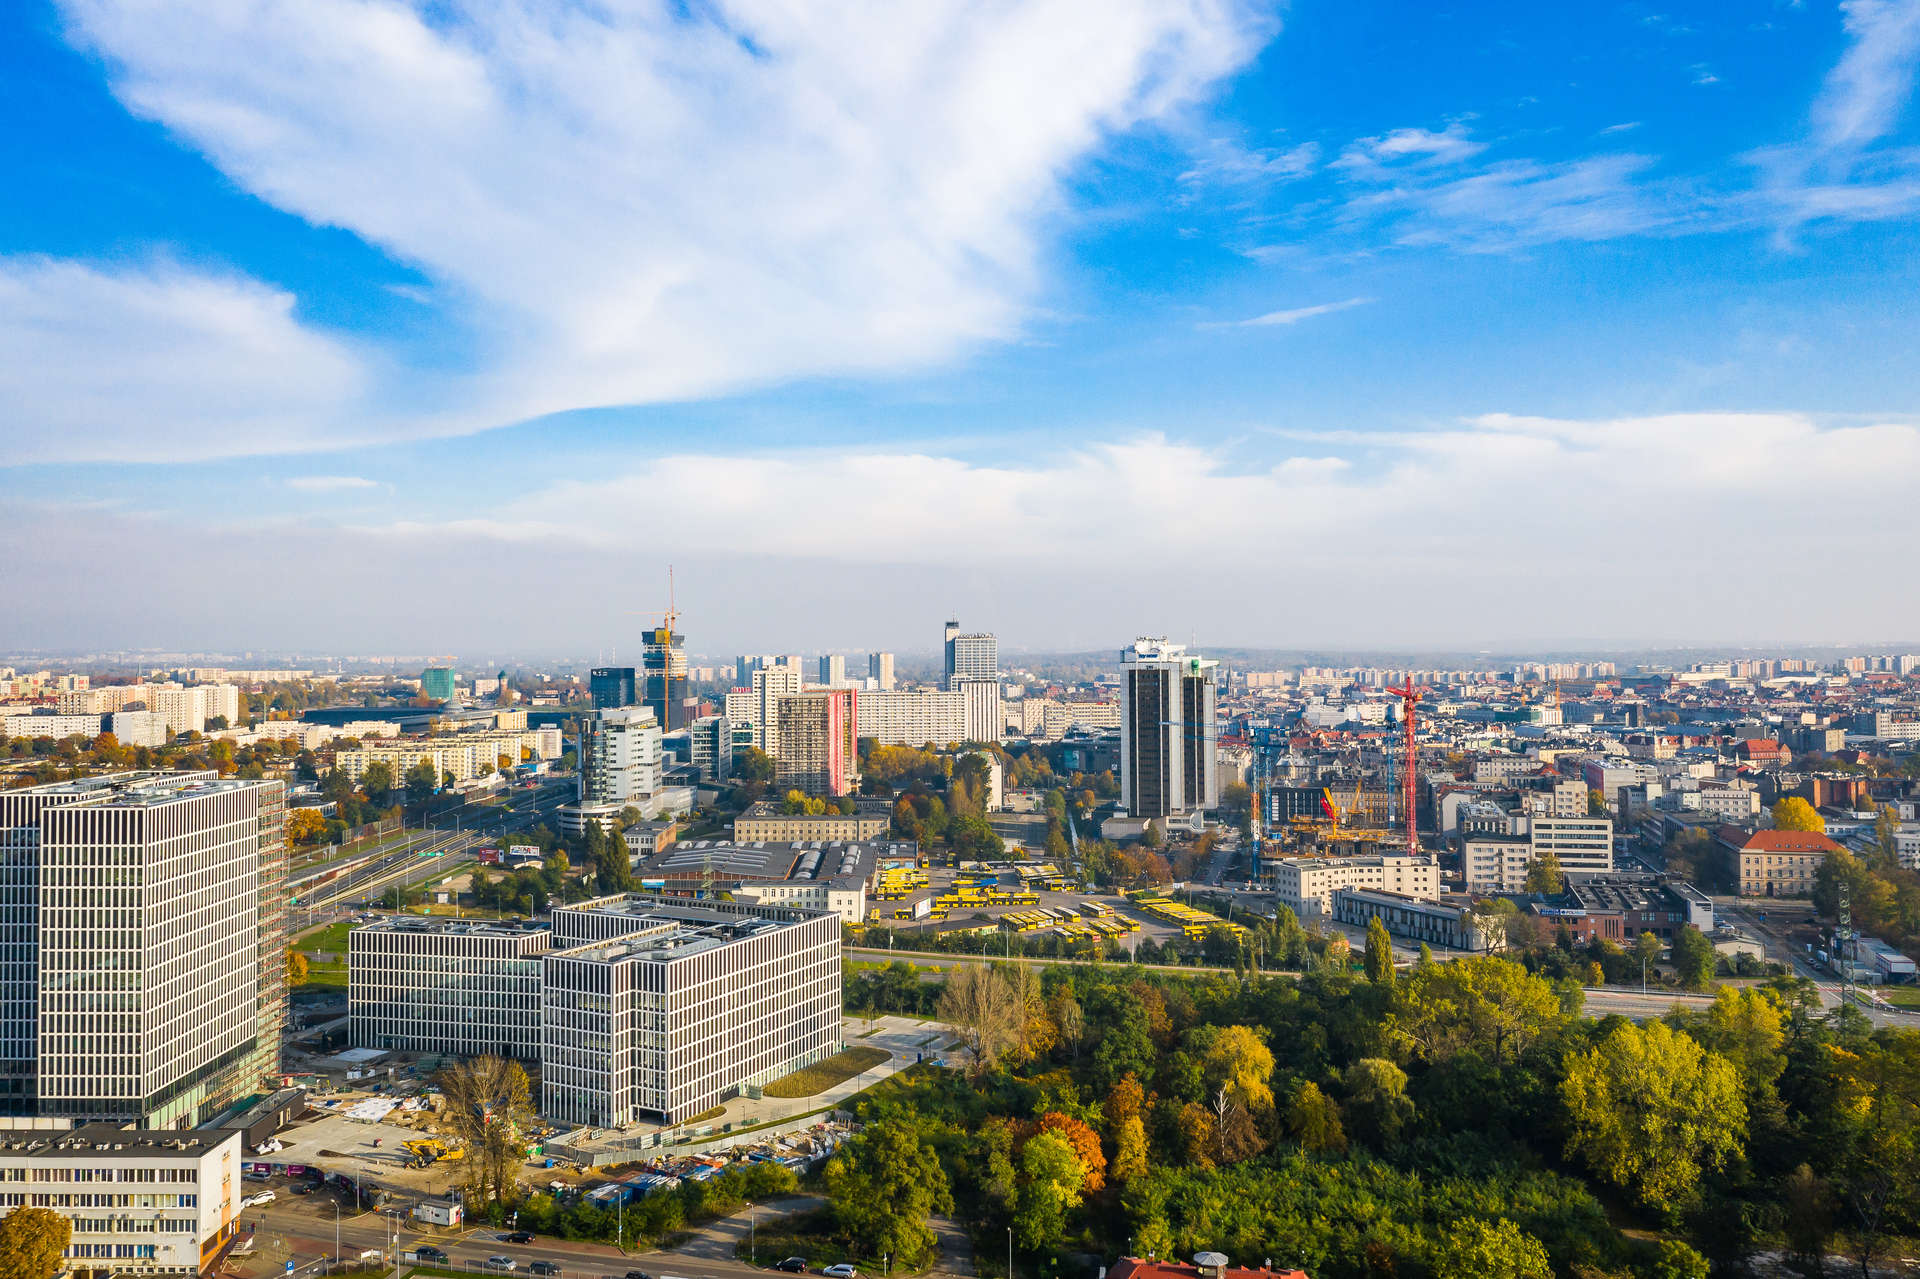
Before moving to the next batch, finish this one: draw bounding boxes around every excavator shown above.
[402,1138,465,1168]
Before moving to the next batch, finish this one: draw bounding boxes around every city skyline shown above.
[4,0,1920,649]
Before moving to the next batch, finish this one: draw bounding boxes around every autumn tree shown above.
[1772,796,1826,834]
[1111,1116,1149,1183]
[824,1120,953,1269]
[937,964,1022,1076]
[1033,1112,1106,1191]
[1390,955,1566,1065]
[286,948,310,985]
[1561,1019,1745,1212]
[1342,1058,1415,1147]
[0,1206,71,1279]
[1201,1024,1275,1112]
[286,807,328,845]
[1523,849,1565,895]
[437,1055,537,1205]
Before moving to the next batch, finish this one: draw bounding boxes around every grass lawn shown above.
[295,958,348,993]
[1880,986,1920,1009]
[296,919,356,953]
[761,1046,890,1098]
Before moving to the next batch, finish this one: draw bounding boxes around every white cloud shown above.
[1334,122,1486,177]
[286,475,381,492]
[0,257,369,464]
[1814,0,1920,149]
[1341,151,1674,251]
[360,412,1920,581]
[1202,296,1373,328]
[51,0,1278,445]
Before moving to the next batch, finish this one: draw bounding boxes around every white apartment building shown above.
[1269,854,1441,920]
[1463,834,1534,892]
[943,622,998,689]
[1530,816,1614,875]
[955,677,1003,744]
[0,1124,243,1279]
[725,666,803,754]
[540,897,840,1127]
[854,690,967,747]
[349,918,552,1060]
[54,686,146,716]
[1,714,102,741]
[1014,698,1122,741]
[867,652,895,691]
[106,711,169,748]
[1521,778,1589,820]
[1697,784,1762,821]
[145,686,241,737]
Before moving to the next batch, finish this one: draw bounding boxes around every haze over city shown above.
[5,0,1920,650]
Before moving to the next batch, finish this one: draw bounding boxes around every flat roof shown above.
[0,1123,238,1159]
[357,916,551,938]
[552,895,823,963]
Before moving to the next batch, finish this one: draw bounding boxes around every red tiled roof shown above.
[1110,1260,1309,1279]
[1738,829,1842,854]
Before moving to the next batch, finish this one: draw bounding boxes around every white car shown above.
[822,1267,857,1278]
[243,1191,276,1208]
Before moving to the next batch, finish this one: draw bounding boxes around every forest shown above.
[820,949,1920,1279]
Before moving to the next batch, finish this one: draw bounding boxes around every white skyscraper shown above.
[867,651,895,691]
[579,706,664,809]
[1119,638,1219,821]
[943,620,998,690]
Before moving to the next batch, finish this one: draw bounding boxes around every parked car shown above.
[291,1185,313,1196]
[529,1263,560,1276]
[504,1231,536,1244]
[244,1191,276,1208]
[774,1262,808,1274]
[625,1270,653,1279]
[486,1258,517,1271]
[414,1247,448,1262]
[822,1267,857,1278]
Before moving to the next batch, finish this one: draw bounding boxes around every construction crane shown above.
[1388,679,1423,855]
[622,567,684,732]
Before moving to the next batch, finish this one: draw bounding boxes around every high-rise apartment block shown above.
[774,691,858,797]
[868,652,895,691]
[687,714,733,782]
[724,665,802,755]
[955,676,1003,744]
[1119,638,1219,821]
[589,666,637,709]
[0,773,286,1128]
[817,655,846,687]
[943,620,998,690]
[853,689,966,746]
[145,684,242,736]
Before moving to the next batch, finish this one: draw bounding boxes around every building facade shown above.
[0,1124,243,1279]
[867,652,895,691]
[854,690,966,747]
[540,897,841,1126]
[1270,854,1441,920]
[1529,817,1614,875]
[1119,638,1219,820]
[349,919,552,1060]
[1717,827,1842,897]
[955,677,1002,744]
[642,628,685,732]
[732,802,891,843]
[773,691,857,797]
[589,667,637,710]
[580,707,664,811]
[942,621,998,690]
[420,668,457,704]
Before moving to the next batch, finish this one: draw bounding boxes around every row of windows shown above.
[0,1167,197,1183]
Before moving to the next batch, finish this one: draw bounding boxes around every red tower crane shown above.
[1389,678,1423,854]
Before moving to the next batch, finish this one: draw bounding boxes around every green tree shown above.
[1364,917,1395,987]
[1200,1024,1275,1111]
[1633,930,1664,983]
[1014,1131,1085,1250]
[1286,1081,1346,1153]
[1523,849,1565,894]
[735,747,775,783]
[1772,796,1826,834]
[360,760,395,803]
[1560,1019,1745,1212]
[822,1119,953,1269]
[1390,955,1566,1064]
[0,1206,72,1279]
[1341,1058,1415,1147]
[1694,986,1786,1110]
[404,757,440,803]
[1873,803,1902,872]
[1429,1217,1550,1279]
[1671,925,1716,992]
[1648,1239,1710,1279]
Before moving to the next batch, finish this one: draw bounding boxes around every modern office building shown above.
[579,706,664,812]
[0,1123,244,1279]
[420,667,457,704]
[854,689,967,747]
[686,715,732,783]
[540,896,841,1127]
[943,620,998,690]
[1529,816,1615,875]
[867,652,895,691]
[0,773,286,1128]
[589,667,637,710]
[349,918,553,1060]
[642,627,686,731]
[1119,638,1219,821]
[773,691,857,797]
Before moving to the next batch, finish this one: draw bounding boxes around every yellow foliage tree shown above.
[1772,796,1827,834]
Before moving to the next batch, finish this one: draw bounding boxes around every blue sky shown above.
[4,0,1919,656]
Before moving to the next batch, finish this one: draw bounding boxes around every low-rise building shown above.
[1268,854,1440,920]
[733,800,890,843]
[1530,816,1614,875]
[0,1123,243,1279]
[1716,826,1843,897]
[632,839,903,925]
[1332,887,1499,952]
[1462,833,1533,892]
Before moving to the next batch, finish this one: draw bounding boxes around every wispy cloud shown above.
[286,475,381,492]
[1201,296,1373,329]
[20,0,1279,463]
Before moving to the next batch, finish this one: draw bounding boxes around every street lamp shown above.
[1006,1226,1013,1279]
[333,1202,341,1265]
